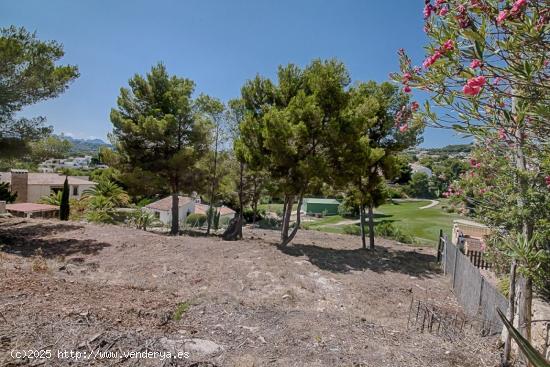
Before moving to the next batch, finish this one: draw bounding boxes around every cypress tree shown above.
[59,176,70,220]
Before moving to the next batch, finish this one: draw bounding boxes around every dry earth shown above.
[0,218,500,366]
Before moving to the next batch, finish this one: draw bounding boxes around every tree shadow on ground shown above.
[0,221,110,258]
[278,243,438,278]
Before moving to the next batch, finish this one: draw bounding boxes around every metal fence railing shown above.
[438,231,508,335]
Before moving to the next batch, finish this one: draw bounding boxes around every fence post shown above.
[452,243,459,289]
[437,229,443,262]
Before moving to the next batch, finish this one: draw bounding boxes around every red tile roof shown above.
[194,203,235,216]
[145,196,193,211]
[6,203,59,213]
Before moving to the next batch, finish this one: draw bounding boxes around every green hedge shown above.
[186,213,207,227]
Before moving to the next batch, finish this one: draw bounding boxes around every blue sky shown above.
[2,0,469,147]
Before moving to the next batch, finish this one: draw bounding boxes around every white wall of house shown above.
[145,200,195,225]
[27,183,96,203]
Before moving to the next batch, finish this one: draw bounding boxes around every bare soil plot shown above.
[0,218,500,366]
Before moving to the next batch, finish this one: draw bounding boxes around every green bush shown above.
[340,221,415,244]
[376,222,415,244]
[343,225,361,236]
[186,213,207,227]
[258,217,280,229]
[243,207,266,222]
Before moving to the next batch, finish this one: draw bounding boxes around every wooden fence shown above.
[438,230,508,335]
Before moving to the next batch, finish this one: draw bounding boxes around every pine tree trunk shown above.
[368,203,375,250]
[206,123,220,235]
[170,192,179,235]
[237,162,244,239]
[359,204,367,249]
[280,195,293,243]
[280,194,303,247]
[252,178,258,226]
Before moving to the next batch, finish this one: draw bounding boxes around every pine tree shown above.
[59,177,70,220]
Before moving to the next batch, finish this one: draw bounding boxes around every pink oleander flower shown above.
[442,39,455,51]
[403,85,412,93]
[497,10,509,24]
[545,176,550,188]
[402,72,412,83]
[424,4,433,19]
[439,7,449,16]
[463,76,486,95]
[399,123,409,132]
[435,0,446,5]
[470,0,482,8]
[511,0,527,14]
[423,50,443,68]
[498,128,507,140]
[469,159,481,168]
[470,59,482,68]
[411,101,419,111]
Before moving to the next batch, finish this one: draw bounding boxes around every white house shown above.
[0,169,96,203]
[144,196,196,225]
[194,203,236,221]
[38,156,102,173]
[409,163,433,177]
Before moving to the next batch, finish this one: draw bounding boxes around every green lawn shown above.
[305,200,460,246]
[374,200,460,246]
[259,199,461,246]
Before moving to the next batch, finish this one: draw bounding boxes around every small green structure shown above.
[301,198,340,216]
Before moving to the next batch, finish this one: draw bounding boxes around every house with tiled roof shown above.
[194,203,236,220]
[144,196,236,226]
[0,169,96,203]
[144,195,196,225]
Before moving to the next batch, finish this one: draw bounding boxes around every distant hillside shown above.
[56,135,112,155]
[425,144,473,155]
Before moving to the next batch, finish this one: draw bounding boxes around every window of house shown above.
[73,186,78,196]
[154,211,160,219]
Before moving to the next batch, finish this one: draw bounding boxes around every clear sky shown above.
[2,0,469,147]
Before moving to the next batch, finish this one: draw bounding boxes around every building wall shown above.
[304,202,339,215]
[146,201,195,226]
[27,183,96,203]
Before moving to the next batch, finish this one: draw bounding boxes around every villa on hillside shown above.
[38,156,108,173]
[409,163,433,177]
[144,196,236,225]
[144,196,196,224]
[0,169,96,203]
[194,203,236,221]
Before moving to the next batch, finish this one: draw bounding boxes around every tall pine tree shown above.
[110,63,209,235]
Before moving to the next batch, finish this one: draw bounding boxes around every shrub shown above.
[243,207,265,223]
[386,185,406,199]
[343,225,361,236]
[338,201,359,218]
[258,217,280,230]
[173,301,190,321]
[186,213,207,227]
[341,222,415,244]
[376,222,415,244]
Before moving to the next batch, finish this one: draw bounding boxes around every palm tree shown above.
[85,195,115,223]
[82,180,129,207]
[39,191,63,206]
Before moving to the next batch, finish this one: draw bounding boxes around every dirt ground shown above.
[0,218,500,366]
